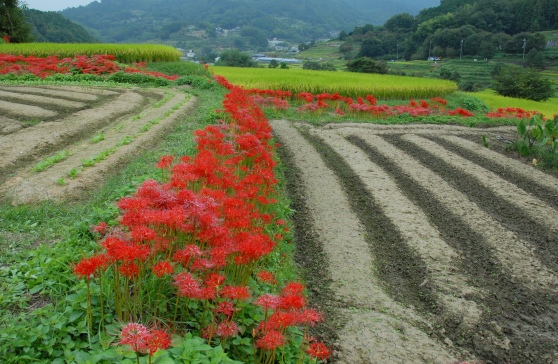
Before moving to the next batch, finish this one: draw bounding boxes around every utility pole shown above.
[460,39,464,60]
[396,43,399,60]
[428,40,432,59]
[522,38,527,59]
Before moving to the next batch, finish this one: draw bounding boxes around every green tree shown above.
[269,59,279,68]
[346,57,388,74]
[525,49,545,69]
[215,49,258,67]
[384,13,417,33]
[358,36,385,58]
[0,0,31,42]
[493,64,554,101]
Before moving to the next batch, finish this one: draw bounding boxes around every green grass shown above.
[472,89,558,118]
[212,66,458,99]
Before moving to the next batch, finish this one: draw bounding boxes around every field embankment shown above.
[274,120,558,363]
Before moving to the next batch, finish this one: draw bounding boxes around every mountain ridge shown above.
[61,0,440,43]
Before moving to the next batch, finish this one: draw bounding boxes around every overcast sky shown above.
[23,0,95,12]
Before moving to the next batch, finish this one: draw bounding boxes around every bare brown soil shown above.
[273,120,558,364]
[0,85,197,205]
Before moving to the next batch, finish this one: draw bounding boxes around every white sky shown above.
[23,0,95,12]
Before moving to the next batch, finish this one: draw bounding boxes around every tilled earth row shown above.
[0,85,197,205]
[272,120,558,364]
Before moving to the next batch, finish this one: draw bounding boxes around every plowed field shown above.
[0,85,196,205]
[272,120,558,364]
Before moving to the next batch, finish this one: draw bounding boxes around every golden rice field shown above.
[0,43,181,63]
[473,89,558,118]
[211,66,458,99]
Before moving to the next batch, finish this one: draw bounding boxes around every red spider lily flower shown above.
[366,95,377,106]
[173,244,202,266]
[131,226,157,243]
[147,329,172,355]
[174,272,201,298]
[259,311,296,331]
[152,261,174,278]
[205,273,226,289]
[220,285,250,301]
[257,270,277,285]
[282,282,304,296]
[306,342,331,360]
[92,221,108,235]
[295,308,322,326]
[217,301,235,317]
[279,294,306,310]
[255,294,281,310]
[2,35,10,43]
[157,155,174,169]
[217,321,239,337]
[120,323,150,352]
[256,330,286,350]
[73,254,110,280]
[201,324,216,339]
[119,261,140,278]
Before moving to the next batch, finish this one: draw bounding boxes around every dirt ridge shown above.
[275,121,558,364]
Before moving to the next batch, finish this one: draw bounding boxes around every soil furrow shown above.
[315,128,481,329]
[430,135,558,209]
[399,134,558,271]
[2,92,193,204]
[271,120,456,364]
[346,132,558,363]
[0,99,57,118]
[302,127,439,315]
[0,90,86,109]
[0,90,147,180]
[0,86,100,101]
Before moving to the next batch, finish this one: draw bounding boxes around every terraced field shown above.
[273,121,558,364]
[0,85,196,205]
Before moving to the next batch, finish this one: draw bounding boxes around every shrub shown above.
[346,57,388,74]
[492,64,554,101]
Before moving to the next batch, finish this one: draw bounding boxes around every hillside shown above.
[60,0,439,44]
[24,9,98,43]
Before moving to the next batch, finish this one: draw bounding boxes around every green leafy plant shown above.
[91,133,105,143]
[33,150,71,172]
[516,115,558,156]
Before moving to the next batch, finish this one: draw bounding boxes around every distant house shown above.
[252,53,266,60]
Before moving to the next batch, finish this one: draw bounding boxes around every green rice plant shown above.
[0,43,182,63]
[33,150,71,172]
[211,66,458,99]
[472,90,558,118]
[55,177,67,186]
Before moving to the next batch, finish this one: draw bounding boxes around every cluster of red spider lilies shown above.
[0,54,177,80]
[243,87,546,120]
[73,74,330,363]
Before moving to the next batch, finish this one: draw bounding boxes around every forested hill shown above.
[61,0,439,43]
[339,0,558,61]
[24,9,98,43]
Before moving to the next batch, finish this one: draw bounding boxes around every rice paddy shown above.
[211,66,458,99]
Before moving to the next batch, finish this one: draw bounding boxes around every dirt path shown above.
[0,85,197,205]
[272,120,558,364]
